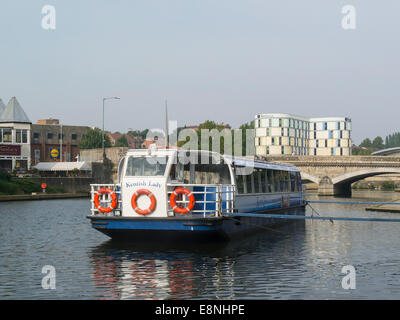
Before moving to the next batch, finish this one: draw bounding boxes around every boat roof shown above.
[125,149,299,172]
[33,161,92,171]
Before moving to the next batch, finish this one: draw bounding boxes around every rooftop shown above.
[0,97,31,124]
[33,161,92,171]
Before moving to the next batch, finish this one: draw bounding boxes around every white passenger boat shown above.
[88,149,306,241]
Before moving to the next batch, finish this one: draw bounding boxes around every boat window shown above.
[273,170,281,192]
[296,172,302,191]
[192,155,231,184]
[173,154,232,184]
[282,171,289,192]
[168,160,184,182]
[125,156,168,176]
[267,169,274,192]
[246,173,253,193]
[236,174,244,194]
[289,171,295,192]
[259,169,266,193]
[252,169,260,193]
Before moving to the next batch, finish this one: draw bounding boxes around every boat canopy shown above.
[33,161,92,171]
[223,155,299,172]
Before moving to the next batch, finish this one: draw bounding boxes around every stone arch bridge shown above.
[264,156,400,196]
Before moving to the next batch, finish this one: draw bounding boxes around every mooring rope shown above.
[226,212,400,223]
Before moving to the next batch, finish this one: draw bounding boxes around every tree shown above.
[372,136,384,150]
[78,128,111,150]
[385,132,400,148]
[127,129,149,140]
[176,120,255,156]
[359,138,372,148]
[115,134,129,147]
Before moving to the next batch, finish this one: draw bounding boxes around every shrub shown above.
[381,181,396,191]
[14,179,42,194]
[0,180,19,195]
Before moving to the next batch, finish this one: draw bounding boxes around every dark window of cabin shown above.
[71,134,77,140]
[47,133,53,139]
[290,171,296,192]
[273,170,281,192]
[296,172,302,191]
[194,163,231,184]
[33,132,39,139]
[236,174,244,194]
[283,171,290,192]
[252,170,259,193]
[245,173,252,194]
[176,154,231,184]
[267,169,274,192]
[260,169,266,193]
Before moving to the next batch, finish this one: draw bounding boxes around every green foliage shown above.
[381,181,396,190]
[0,170,11,181]
[0,173,66,195]
[371,136,384,150]
[79,128,111,150]
[351,146,372,155]
[177,120,255,156]
[0,179,19,195]
[115,134,129,147]
[385,132,400,148]
[14,179,42,194]
[127,129,149,140]
[359,138,372,148]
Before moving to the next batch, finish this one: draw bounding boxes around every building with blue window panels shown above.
[254,113,352,156]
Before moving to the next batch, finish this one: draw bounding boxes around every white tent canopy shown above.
[33,162,92,171]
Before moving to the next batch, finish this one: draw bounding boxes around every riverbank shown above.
[365,199,400,213]
[0,193,89,202]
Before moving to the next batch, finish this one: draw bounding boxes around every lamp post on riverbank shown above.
[102,97,120,160]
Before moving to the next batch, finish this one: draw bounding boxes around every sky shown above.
[1,1,399,144]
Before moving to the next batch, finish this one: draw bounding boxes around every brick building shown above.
[31,120,90,165]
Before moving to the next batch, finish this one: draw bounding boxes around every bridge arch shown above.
[332,168,400,185]
[300,172,320,184]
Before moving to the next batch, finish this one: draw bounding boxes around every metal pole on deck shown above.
[165,99,169,148]
[102,97,120,160]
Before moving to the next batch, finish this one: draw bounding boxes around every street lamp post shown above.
[102,97,120,160]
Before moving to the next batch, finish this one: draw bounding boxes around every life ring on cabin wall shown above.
[131,189,157,215]
[94,188,118,213]
[170,187,196,214]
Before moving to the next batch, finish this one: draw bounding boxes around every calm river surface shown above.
[1,191,400,299]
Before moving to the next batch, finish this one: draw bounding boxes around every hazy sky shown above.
[1,1,399,144]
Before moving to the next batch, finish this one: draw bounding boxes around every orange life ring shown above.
[131,189,157,215]
[170,187,195,214]
[94,187,118,213]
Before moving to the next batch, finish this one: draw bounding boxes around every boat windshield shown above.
[125,156,168,177]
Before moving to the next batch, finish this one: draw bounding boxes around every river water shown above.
[1,191,400,300]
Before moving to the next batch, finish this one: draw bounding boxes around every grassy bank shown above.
[0,171,64,195]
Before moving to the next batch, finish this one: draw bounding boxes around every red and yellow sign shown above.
[50,148,60,159]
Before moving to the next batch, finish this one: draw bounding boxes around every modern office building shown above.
[254,113,352,156]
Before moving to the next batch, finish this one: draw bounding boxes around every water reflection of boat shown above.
[88,149,306,242]
[89,221,305,299]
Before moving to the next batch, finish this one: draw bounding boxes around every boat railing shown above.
[90,184,122,216]
[167,184,236,217]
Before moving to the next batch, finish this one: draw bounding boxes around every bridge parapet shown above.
[260,155,400,196]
